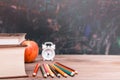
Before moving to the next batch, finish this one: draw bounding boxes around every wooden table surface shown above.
[5,55,120,80]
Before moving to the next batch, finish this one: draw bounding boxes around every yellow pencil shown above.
[51,64,68,78]
[46,64,54,78]
[49,64,61,78]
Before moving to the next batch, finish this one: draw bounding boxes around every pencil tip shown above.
[75,71,78,74]
[57,74,61,78]
[32,73,36,77]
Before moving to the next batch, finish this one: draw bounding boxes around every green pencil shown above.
[40,65,47,78]
[54,64,75,76]
[55,62,78,74]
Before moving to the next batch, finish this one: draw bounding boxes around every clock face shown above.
[42,48,55,60]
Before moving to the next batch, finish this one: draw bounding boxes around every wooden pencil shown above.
[40,65,47,78]
[32,63,40,77]
[54,64,75,76]
[54,63,76,76]
[51,64,68,78]
[43,63,49,76]
[46,64,55,78]
[55,62,78,74]
[49,64,61,78]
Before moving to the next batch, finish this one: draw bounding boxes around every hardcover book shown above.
[0,45,27,78]
[0,33,26,45]
[0,33,27,78]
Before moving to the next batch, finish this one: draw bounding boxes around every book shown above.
[0,33,26,45]
[0,45,28,79]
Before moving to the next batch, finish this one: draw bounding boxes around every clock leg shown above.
[51,59,53,61]
[43,59,46,61]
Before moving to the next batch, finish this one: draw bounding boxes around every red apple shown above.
[21,40,39,63]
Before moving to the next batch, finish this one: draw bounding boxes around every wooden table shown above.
[6,55,120,80]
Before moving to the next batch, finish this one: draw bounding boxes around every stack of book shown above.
[32,62,78,78]
[0,33,26,45]
[0,33,27,79]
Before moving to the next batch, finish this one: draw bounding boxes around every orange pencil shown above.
[55,63,75,76]
[54,64,75,76]
[43,64,49,76]
[55,62,78,74]
[51,64,68,78]
[32,63,40,77]
[49,64,61,78]
[46,64,55,78]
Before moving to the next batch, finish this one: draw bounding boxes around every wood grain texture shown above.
[5,55,120,80]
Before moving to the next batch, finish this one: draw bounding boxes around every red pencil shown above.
[55,62,78,74]
[32,63,40,77]
[43,63,49,76]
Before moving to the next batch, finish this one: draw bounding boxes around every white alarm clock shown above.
[41,42,55,61]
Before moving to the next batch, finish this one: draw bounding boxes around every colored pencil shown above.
[46,64,55,78]
[49,64,61,78]
[54,63,76,76]
[54,64,75,76]
[32,63,40,77]
[55,62,78,74]
[51,64,68,78]
[40,65,47,78]
[43,63,49,76]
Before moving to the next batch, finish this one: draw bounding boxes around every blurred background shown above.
[0,0,120,55]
